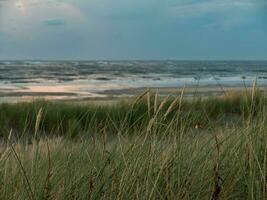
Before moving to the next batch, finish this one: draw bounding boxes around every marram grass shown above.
[0,89,267,199]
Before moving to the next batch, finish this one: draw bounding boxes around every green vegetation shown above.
[0,89,264,138]
[0,88,267,199]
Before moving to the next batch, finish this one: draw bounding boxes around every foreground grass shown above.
[2,122,267,199]
[0,88,267,199]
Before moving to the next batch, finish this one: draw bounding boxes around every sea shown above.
[0,60,267,101]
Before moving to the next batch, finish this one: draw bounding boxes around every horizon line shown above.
[1,59,267,62]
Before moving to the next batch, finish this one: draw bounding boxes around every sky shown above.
[0,0,267,60]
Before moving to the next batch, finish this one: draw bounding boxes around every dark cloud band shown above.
[43,19,65,26]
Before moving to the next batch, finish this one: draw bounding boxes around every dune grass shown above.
[0,88,267,199]
[0,88,264,138]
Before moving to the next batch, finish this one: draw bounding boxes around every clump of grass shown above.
[0,88,266,199]
[1,120,267,199]
[0,89,265,139]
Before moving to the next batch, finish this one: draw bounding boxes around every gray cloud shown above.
[167,0,266,18]
[0,0,7,7]
[1,0,267,60]
[43,19,65,26]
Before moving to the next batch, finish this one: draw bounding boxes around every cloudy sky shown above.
[0,0,266,60]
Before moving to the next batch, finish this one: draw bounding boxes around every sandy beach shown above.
[0,84,265,103]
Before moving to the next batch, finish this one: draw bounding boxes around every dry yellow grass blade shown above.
[146,117,156,133]
[164,87,185,118]
[164,96,179,118]
[147,95,170,133]
[34,108,43,138]
[132,89,149,107]
[252,79,257,103]
[155,95,170,116]
[154,89,159,115]
[178,86,185,111]
[147,90,151,118]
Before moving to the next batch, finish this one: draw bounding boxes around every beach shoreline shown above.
[0,85,265,103]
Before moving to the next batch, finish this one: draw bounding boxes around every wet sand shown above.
[100,86,251,96]
[0,84,265,103]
